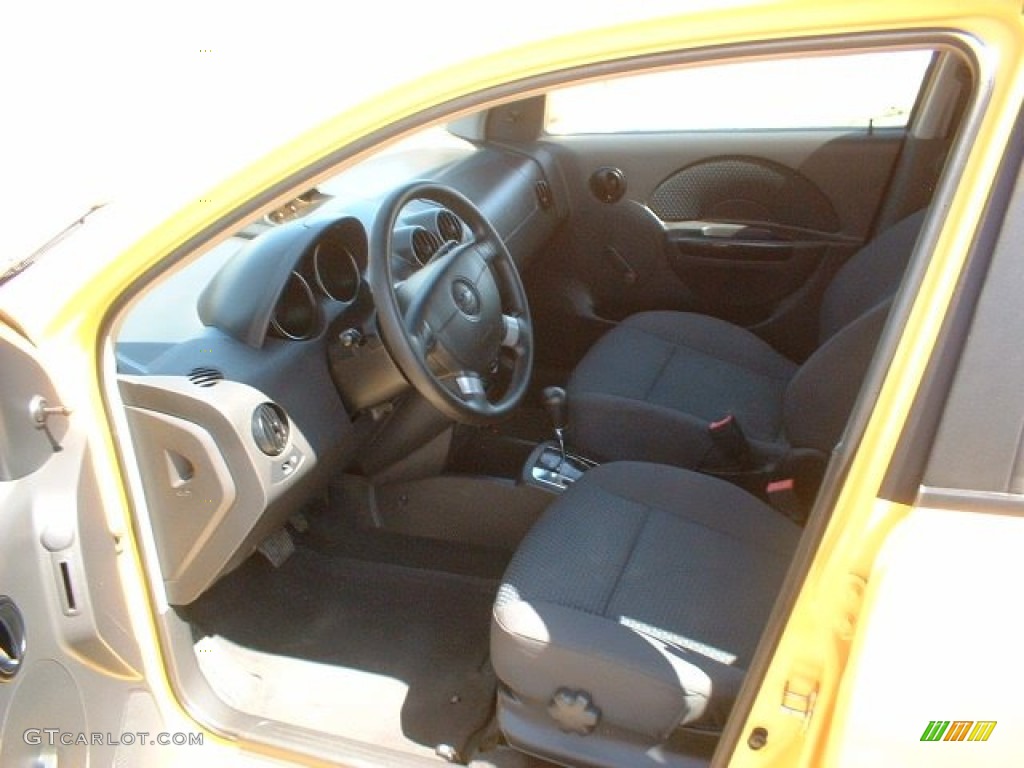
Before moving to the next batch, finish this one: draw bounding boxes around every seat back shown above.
[785,210,926,453]
[817,209,926,343]
[784,301,892,453]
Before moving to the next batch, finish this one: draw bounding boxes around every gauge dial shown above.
[270,272,318,340]
[313,236,360,303]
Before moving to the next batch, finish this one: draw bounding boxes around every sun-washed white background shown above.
[1,0,931,276]
[2,0,730,271]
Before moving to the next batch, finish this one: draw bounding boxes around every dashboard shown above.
[115,142,566,605]
[196,203,470,349]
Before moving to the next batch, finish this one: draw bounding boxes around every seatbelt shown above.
[766,478,805,523]
[707,414,754,470]
[765,449,828,525]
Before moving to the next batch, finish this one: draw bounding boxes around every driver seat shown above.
[491,461,800,766]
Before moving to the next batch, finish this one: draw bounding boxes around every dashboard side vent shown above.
[437,210,463,243]
[188,367,224,387]
[252,402,289,456]
[411,227,443,265]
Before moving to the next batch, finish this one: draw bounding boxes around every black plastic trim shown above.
[485,96,546,142]
[918,486,1024,518]
[879,93,1024,503]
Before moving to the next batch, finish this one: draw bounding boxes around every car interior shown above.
[110,41,975,767]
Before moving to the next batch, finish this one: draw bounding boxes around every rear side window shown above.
[545,50,933,134]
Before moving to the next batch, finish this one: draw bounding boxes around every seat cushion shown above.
[491,462,801,739]
[568,311,798,468]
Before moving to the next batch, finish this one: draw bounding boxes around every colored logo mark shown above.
[921,720,996,742]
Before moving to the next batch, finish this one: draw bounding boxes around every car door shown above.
[0,320,169,767]
[721,89,1024,764]
[524,48,964,366]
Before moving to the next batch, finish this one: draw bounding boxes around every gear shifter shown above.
[525,386,595,492]
[541,386,568,468]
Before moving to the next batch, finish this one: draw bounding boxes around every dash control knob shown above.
[339,328,363,348]
[589,166,627,204]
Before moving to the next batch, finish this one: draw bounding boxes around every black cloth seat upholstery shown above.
[491,462,801,751]
[568,211,926,469]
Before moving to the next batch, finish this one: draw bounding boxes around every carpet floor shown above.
[184,546,499,760]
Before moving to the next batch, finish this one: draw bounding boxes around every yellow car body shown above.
[2,1,1024,766]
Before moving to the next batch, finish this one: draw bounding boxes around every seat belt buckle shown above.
[708,414,753,470]
[766,477,805,523]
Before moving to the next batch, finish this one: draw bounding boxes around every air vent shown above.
[188,367,224,387]
[535,180,554,210]
[437,210,463,243]
[411,227,443,265]
[252,402,289,456]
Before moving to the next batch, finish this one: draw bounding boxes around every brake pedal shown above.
[258,527,295,568]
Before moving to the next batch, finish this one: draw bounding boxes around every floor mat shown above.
[184,548,499,759]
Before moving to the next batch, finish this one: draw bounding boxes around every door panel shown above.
[0,324,158,767]
[531,129,902,362]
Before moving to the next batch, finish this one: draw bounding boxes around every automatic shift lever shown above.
[527,385,595,492]
[541,386,568,468]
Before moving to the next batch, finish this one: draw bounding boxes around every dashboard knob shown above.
[589,166,627,204]
[339,329,363,348]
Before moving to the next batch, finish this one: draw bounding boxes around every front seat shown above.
[491,461,801,766]
[567,210,926,471]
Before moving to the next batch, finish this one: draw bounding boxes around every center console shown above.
[521,386,598,493]
[523,441,597,492]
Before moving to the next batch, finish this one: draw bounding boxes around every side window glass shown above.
[545,50,934,134]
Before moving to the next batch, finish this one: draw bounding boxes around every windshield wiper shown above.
[0,202,109,287]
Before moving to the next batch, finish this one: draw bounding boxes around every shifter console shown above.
[526,441,596,492]
[525,386,597,492]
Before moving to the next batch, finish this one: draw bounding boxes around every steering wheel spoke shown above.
[502,314,531,351]
[407,319,435,357]
[474,239,500,265]
[454,371,488,402]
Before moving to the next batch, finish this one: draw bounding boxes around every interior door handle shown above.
[668,235,795,262]
[696,223,775,240]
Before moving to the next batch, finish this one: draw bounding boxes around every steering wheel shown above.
[369,182,533,424]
